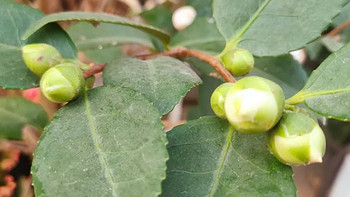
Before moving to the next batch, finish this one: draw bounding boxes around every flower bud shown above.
[22,43,63,76]
[224,76,285,133]
[40,64,85,103]
[222,48,254,76]
[267,111,326,165]
[210,83,235,118]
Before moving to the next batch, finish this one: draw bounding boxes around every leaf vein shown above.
[84,93,118,197]
[208,127,234,197]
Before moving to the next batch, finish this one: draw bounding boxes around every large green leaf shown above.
[67,22,153,63]
[103,57,202,115]
[82,47,124,64]
[170,18,225,54]
[287,43,350,121]
[162,116,296,196]
[333,1,350,26]
[187,76,222,120]
[0,97,48,140]
[0,0,77,89]
[67,22,155,50]
[22,11,170,45]
[186,0,213,17]
[140,7,175,35]
[32,86,168,197]
[213,0,349,57]
[250,55,308,98]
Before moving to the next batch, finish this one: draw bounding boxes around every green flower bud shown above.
[267,112,326,165]
[222,48,254,76]
[22,43,63,76]
[210,83,235,118]
[224,76,285,133]
[40,64,85,103]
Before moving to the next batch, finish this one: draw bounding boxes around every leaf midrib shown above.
[218,0,272,57]
[83,93,118,197]
[208,127,234,197]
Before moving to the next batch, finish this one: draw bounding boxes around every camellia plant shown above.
[1,0,350,196]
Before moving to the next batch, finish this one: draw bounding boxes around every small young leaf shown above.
[162,116,296,196]
[22,11,171,45]
[287,43,350,121]
[32,86,168,197]
[103,57,202,115]
[213,0,349,56]
[0,97,48,140]
[0,0,77,89]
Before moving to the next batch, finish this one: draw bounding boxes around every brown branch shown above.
[138,47,236,83]
[83,63,107,78]
[327,18,350,36]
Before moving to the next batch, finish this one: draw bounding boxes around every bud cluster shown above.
[210,76,326,166]
[22,44,91,103]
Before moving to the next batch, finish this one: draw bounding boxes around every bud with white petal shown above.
[224,76,285,133]
[267,111,326,165]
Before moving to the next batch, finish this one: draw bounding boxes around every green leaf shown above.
[0,0,77,89]
[333,1,350,26]
[250,55,308,98]
[103,57,202,115]
[67,22,155,50]
[22,11,170,45]
[320,36,344,52]
[32,86,168,197]
[162,116,296,196]
[325,119,350,145]
[140,7,176,35]
[170,18,225,54]
[286,42,350,121]
[305,41,330,61]
[66,21,155,63]
[187,76,222,120]
[82,47,124,64]
[186,57,218,76]
[213,0,349,57]
[186,0,213,17]
[0,97,48,140]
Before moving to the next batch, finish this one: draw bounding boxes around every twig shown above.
[138,47,236,83]
[327,18,350,36]
[83,63,107,78]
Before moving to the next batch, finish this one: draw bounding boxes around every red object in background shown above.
[0,150,20,197]
[22,88,41,104]
[0,175,17,197]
